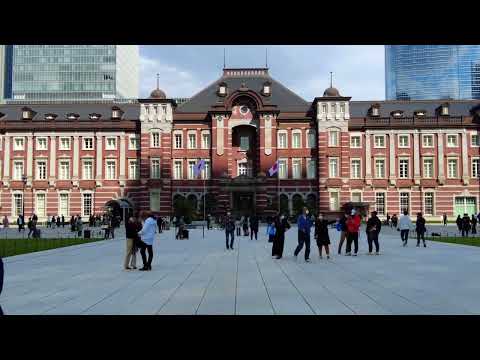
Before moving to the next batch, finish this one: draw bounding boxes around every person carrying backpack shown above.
[345,209,361,256]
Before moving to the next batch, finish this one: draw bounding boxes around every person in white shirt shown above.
[137,211,157,271]
[398,210,412,246]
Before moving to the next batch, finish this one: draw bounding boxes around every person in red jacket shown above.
[345,209,361,256]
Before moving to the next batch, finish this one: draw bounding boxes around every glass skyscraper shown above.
[9,45,139,101]
[385,45,480,100]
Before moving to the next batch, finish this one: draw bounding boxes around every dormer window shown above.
[111,106,124,119]
[218,82,227,97]
[370,104,380,117]
[44,113,57,121]
[414,110,426,117]
[89,113,101,120]
[262,81,271,96]
[21,107,36,120]
[391,110,404,118]
[66,113,79,121]
[440,103,449,116]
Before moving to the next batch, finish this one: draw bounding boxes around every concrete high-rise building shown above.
[9,45,139,101]
[386,45,480,100]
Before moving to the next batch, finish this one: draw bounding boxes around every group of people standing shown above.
[456,214,479,236]
[124,212,158,271]
[46,215,65,228]
[223,213,260,250]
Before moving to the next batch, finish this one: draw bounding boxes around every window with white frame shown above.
[150,158,161,179]
[329,157,339,178]
[471,134,479,147]
[292,159,302,179]
[375,192,386,215]
[331,103,336,114]
[329,192,340,211]
[36,161,47,180]
[129,136,139,150]
[472,158,480,178]
[374,135,386,148]
[59,193,69,217]
[375,159,385,178]
[278,132,287,149]
[13,193,23,216]
[13,137,24,151]
[307,130,316,148]
[424,192,434,216]
[398,134,409,148]
[150,190,161,212]
[188,133,197,149]
[322,104,327,114]
[350,135,361,148]
[350,159,361,179]
[13,161,24,180]
[340,103,345,114]
[188,160,197,179]
[35,193,46,217]
[82,193,93,217]
[351,192,362,203]
[237,162,249,176]
[447,158,458,178]
[59,161,70,180]
[201,160,210,180]
[292,131,301,148]
[106,137,117,150]
[83,137,93,150]
[59,137,71,150]
[279,159,287,179]
[105,160,116,180]
[423,158,434,178]
[173,160,183,179]
[400,192,410,214]
[129,159,139,180]
[307,159,316,179]
[36,137,48,150]
[82,160,93,180]
[329,130,339,147]
[399,158,409,178]
[174,133,182,149]
[422,134,434,148]
[447,134,458,147]
[201,132,210,149]
[152,132,161,148]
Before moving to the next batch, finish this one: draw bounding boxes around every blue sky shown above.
[140,46,385,101]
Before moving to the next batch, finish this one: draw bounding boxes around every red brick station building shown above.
[1,67,480,222]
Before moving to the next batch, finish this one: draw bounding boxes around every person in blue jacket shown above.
[294,207,313,262]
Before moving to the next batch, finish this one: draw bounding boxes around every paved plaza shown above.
[1,225,480,315]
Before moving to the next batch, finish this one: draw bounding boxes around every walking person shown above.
[386,213,390,227]
[391,214,398,228]
[337,213,347,254]
[294,207,313,262]
[70,215,76,232]
[267,219,276,245]
[242,216,249,236]
[137,211,157,271]
[76,216,83,237]
[272,214,291,259]
[27,217,34,238]
[443,213,448,226]
[314,213,336,259]
[345,209,361,256]
[61,215,65,227]
[366,211,382,255]
[461,213,471,237]
[416,212,427,247]
[471,214,477,235]
[156,216,163,234]
[17,215,24,232]
[456,215,463,233]
[249,215,259,240]
[399,210,412,246]
[2,215,9,229]
[224,212,235,250]
[235,217,241,237]
[124,217,139,270]
[56,216,61,228]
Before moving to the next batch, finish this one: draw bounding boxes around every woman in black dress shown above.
[314,213,336,259]
[272,214,291,259]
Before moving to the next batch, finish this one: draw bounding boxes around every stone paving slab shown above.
[2,225,480,315]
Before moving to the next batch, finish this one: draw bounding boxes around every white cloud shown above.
[139,55,203,98]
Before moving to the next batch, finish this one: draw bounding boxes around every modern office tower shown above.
[385,45,480,100]
[10,45,139,101]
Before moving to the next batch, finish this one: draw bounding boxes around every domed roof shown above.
[323,87,340,97]
[150,88,166,99]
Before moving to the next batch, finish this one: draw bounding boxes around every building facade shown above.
[8,45,139,102]
[386,45,480,100]
[0,67,479,222]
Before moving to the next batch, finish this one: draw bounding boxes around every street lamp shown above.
[21,175,27,220]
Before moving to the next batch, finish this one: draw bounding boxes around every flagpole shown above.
[203,175,206,239]
[277,158,280,215]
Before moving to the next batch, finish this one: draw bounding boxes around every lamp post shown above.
[21,175,27,220]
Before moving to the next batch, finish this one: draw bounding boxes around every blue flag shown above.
[193,159,206,177]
